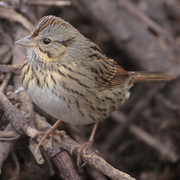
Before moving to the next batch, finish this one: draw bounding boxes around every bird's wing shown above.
[75,58,131,90]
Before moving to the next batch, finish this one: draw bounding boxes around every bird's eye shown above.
[43,38,52,45]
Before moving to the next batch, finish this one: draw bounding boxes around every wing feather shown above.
[75,58,131,90]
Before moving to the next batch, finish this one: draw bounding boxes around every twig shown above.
[10,152,20,180]
[0,123,19,172]
[120,84,164,131]
[117,0,174,44]
[0,7,33,31]
[25,1,71,7]
[52,151,80,180]
[156,93,178,111]
[0,73,11,92]
[111,111,178,163]
[0,131,20,140]
[103,84,163,149]
[0,65,21,75]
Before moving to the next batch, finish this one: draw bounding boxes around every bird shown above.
[15,15,174,166]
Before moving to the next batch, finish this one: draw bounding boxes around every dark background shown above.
[0,0,180,179]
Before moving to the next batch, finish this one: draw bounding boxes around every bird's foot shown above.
[71,140,93,167]
[71,122,99,167]
[31,120,64,153]
[34,129,65,154]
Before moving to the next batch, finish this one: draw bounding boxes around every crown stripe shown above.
[31,16,60,38]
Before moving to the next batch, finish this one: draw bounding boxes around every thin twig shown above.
[0,131,20,140]
[0,65,21,75]
[111,111,178,163]
[0,73,11,92]
[25,1,71,7]
[10,152,20,180]
[0,7,33,31]
[0,123,19,172]
[118,0,174,44]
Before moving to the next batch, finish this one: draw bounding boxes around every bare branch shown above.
[0,7,33,31]
[0,73,11,92]
[0,65,21,75]
[0,91,136,180]
[25,1,71,7]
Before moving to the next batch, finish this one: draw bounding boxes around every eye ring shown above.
[43,38,52,45]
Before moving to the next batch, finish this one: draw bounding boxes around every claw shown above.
[71,142,92,167]
[77,141,93,167]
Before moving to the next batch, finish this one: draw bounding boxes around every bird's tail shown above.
[128,71,174,83]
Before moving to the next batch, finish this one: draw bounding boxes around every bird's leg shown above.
[72,122,99,167]
[34,120,64,153]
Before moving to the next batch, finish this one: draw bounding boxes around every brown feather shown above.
[128,71,174,84]
[106,60,131,88]
[31,15,71,38]
[105,60,174,88]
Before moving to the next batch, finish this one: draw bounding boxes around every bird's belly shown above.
[25,80,132,125]
[25,83,96,124]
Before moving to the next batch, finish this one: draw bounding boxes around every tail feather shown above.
[128,71,174,83]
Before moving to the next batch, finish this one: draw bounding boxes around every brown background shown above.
[0,0,180,180]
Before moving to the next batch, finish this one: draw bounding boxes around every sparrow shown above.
[15,15,174,166]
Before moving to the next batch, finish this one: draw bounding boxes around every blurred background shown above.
[0,0,180,179]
